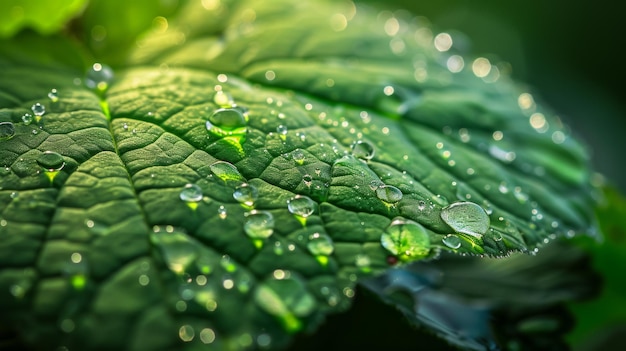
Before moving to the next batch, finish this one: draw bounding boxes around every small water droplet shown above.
[244,211,275,239]
[48,89,59,102]
[492,230,503,241]
[210,161,244,183]
[276,125,288,140]
[287,195,316,218]
[21,113,33,125]
[179,325,195,342]
[381,217,430,261]
[218,205,227,219]
[0,122,16,140]
[233,183,258,207]
[440,201,490,239]
[376,184,403,203]
[442,234,462,249]
[122,123,128,130]
[31,103,45,117]
[307,233,334,256]
[180,184,203,206]
[302,174,313,187]
[417,200,426,211]
[213,90,235,108]
[151,229,198,275]
[292,149,305,165]
[10,191,18,199]
[206,108,247,140]
[351,140,375,160]
[85,63,114,92]
[254,272,316,332]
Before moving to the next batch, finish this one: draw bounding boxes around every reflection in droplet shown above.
[0,122,16,140]
[292,149,305,165]
[376,185,403,204]
[210,161,244,183]
[31,103,45,117]
[37,151,65,182]
[244,211,275,239]
[440,202,490,239]
[180,184,203,209]
[85,63,114,92]
[233,183,258,207]
[351,140,375,160]
[307,233,334,256]
[381,217,430,262]
[206,108,248,142]
[48,89,59,102]
[442,234,462,249]
[287,195,316,219]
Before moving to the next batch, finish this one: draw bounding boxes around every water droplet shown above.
[31,103,45,117]
[302,174,313,186]
[244,211,274,239]
[291,149,305,165]
[218,205,227,219]
[85,63,114,92]
[417,200,426,211]
[233,183,258,207]
[442,234,462,249]
[213,90,235,108]
[351,140,375,160]
[381,218,430,261]
[492,230,503,241]
[199,328,216,344]
[206,108,247,140]
[48,89,59,102]
[64,252,88,289]
[254,272,316,332]
[151,229,198,275]
[0,122,16,140]
[440,201,490,239]
[307,233,334,256]
[376,185,403,204]
[122,123,128,130]
[210,161,244,183]
[36,151,65,172]
[21,113,33,125]
[180,184,203,209]
[369,180,382,191]
[276,125,288,140]
[287,195,316,218]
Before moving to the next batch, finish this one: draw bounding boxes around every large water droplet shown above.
[213,91,235,108]
[180,184,203,210]
[287,195,316,218]
[151,229,198,275]
[380,217,430,262]
[0,122,16,140]
[31,103,45,116]
[254,271,317,332]
[351,140,375,160]
[48,89,59,102]
[210,161,245,183]
[442,234,462,249]
[244,211,275,239]
[376,185,403,203]
[292,149,305,165]
[85,63,114,92]
[440,201,490,239]
[307,233,334,256]
[233,183,258,207]
[36,151,65,172]
[206,108,247,140]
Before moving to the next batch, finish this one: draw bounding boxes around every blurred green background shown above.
[360,0,626,193]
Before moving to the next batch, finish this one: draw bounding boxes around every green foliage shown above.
[0,0,604,350]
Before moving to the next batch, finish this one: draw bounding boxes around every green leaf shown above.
[0,0,87,38]
[0,0,600,350]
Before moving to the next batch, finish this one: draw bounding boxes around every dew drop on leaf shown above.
[375,184,403,203]
[48,88,59,102]
[0,122,16,140]
[306,233,334,256]
[217,205,227,219]
[276,124,288,140]
[287,195,316,218]
[213,90,235,108]
[380,217,430,262]
[244,210,275,239]
[351,140,375,160]
[64,252,88,290]
[85,63,114,92]
[36,151,65,172]
[442,234,462,249]
[291,148,305,165]
[150,229,198,275]
[254,271,317,332]
[233,183,258,207]
[206,108,248,140]
[440,201,490,239]
[21,113,33,125]
[302,174,313,186]
[179,184,203,208]
[31,103,45,116]
[209,161,245,183]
